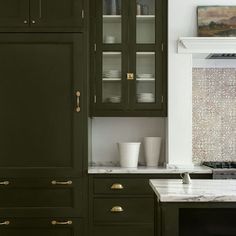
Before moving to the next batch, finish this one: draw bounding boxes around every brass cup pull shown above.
[127,73,134,80]
[51,180,72,185]
[0,181,9,185]
[76,91,81,112]
[0,221,10,225]
[110,206,124,213]
[51,220,72,225]
[111,183,124,190]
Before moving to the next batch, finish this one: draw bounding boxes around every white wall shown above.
[91,117,166,166]
[168,0,236,166]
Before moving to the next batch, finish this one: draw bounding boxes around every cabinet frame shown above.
[90,0,167,117]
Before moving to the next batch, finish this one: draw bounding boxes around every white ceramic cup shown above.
[144,137,162,167]
[117,142,141,168]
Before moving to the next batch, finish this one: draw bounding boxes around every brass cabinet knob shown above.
[23,20,28,24]
[127,73,134,80]
[51,220,72,225]
[110,183,124,190]
[32,20,36,24]
[0,221,10,225]
[110,206,124,213]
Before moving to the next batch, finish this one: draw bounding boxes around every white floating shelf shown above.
[178,37,236,54]
[136,78,155,81]
[103,15,121,23]
[102,78,121,81]
[136,15,155,22]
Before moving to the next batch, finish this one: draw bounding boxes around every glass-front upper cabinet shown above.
[91,0,166,116]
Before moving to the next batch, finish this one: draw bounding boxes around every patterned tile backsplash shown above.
[192,68,236,163]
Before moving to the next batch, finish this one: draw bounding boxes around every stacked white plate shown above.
[103,70,121,78]
[137,93,155,103]
[109,96,121,103]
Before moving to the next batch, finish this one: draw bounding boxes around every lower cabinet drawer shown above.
[93,178,153,195]
[0,178,83,217]
[92,225,154,236]
[0,218,83,236]
[94,198,154,223]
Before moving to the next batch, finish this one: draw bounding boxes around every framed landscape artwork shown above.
[198,6,236,37]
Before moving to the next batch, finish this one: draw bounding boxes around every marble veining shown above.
[88,165,212,174]
[150,179,236,202]
[192,68,236,163]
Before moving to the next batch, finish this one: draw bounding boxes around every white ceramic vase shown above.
[144,137,162,167]
[117,142,141,168]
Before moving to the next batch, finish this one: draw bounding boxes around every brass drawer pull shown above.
[76,91,81,112]
[127,73,134,80]
[0,221,10,225]
[51,180,72,185]
[51,220,72,225]
[110,206,124,213]
[111,183,124,190]
[0,181,9,185]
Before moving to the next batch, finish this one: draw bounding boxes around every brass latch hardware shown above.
[51,220,72,225]
[110,206,124,213]
[0,181,9,185]
[0,221,10,225]
[51,180,72,185]
[76,91,81,112]
[111,183,124,190]
[127,73,134,80]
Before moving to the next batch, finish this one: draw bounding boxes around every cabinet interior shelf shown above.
[102,78,155,82]
[102,78,121,81]
[103,15,155,22]
[136,78,155,81]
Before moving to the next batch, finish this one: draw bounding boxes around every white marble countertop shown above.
[149,179,236,202]
[88,165,212,174]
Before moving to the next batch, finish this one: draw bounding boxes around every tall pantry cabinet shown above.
[0,0,87,235]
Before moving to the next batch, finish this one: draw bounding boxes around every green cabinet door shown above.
[0,33,84,177]
[0,0,29,27]
[0,218,83,236]
[30,0,83,29]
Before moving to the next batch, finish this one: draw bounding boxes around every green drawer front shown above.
[0,218,83,236]
[94,198,154,224]
[93,178,153,195]
[92,225,154,236]
[0,178,83,217]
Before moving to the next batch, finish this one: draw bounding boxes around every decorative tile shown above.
[193,68,236,163]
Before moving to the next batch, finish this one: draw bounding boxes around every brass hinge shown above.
[94,95,97,103]
[94,44,97,52]
[81,10,85,19]
[161,43,164,52]
[161,96,164,103]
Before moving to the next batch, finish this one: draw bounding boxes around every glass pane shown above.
[136,52,155,103]
[102,52,122,103]
[103,0,122,44]
[136,0,155,44]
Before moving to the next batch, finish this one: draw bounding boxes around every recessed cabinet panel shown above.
[30,0,83,28]
[0,34,83,177]
[0,218,83,236]
[0,0,29,27]
[0,178,83,217]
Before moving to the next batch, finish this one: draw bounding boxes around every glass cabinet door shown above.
[130,0,163,110]
[94,0,127,111]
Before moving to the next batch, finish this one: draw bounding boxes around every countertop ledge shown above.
[88,165,212,174]
[150,179,236,202]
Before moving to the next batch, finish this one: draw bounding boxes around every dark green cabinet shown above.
[0,178,83,217]
[90,0,167,116]
[0,0,83,30]
[0,33,84,177]
[0,218,83,236]
[0,0,29,27]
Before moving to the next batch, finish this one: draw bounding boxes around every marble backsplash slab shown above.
[192,68,236,163]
